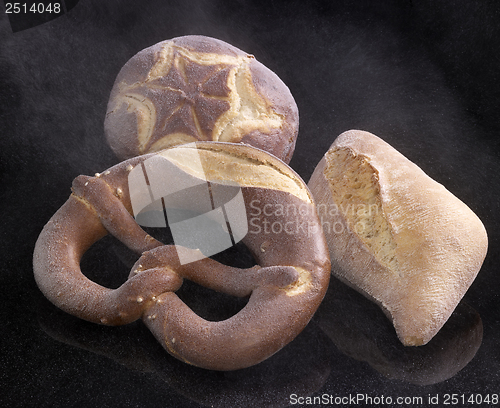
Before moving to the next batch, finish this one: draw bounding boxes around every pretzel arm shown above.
[72,174,162,254]
[131,245,299,298]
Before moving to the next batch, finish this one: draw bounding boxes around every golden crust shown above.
[308,130,488,346]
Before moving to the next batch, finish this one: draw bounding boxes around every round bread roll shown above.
[308,130,488,346]
[104,35,299,163]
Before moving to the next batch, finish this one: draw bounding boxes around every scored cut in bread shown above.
[104,35,299,164]
[308,130,488,346]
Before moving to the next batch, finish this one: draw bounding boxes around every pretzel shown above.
[104,35,299,163]
[33,142,330,371]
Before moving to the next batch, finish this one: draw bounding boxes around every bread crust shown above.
[104,36,299,163]
[308,130,488,346]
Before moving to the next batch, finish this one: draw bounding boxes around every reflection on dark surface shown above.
[38,294,332,408]
[38,210,481,399]
[314,277,483,386]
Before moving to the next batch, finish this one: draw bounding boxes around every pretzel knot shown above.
[33,142,330,371]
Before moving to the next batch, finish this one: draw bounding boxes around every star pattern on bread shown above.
[110,41,284,155]
[144,45,235,142]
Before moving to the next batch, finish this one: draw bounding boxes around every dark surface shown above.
[1,1,499,407]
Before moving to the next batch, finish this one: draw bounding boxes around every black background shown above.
[1,1,499,407]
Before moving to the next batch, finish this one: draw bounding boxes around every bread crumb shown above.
[324,147,398,273]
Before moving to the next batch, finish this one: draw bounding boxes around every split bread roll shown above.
[105,35,299,163]
[308,130,488,346]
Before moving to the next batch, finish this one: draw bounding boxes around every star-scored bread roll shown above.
[308,130,488,346]
[104,35,299,163]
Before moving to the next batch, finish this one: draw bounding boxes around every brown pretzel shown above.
[33,142,330,371]
[104,35,299,163]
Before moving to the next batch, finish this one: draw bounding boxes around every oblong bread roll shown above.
[308,130,488,346]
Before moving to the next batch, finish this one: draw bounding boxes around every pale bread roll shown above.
[308,130,488,346]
